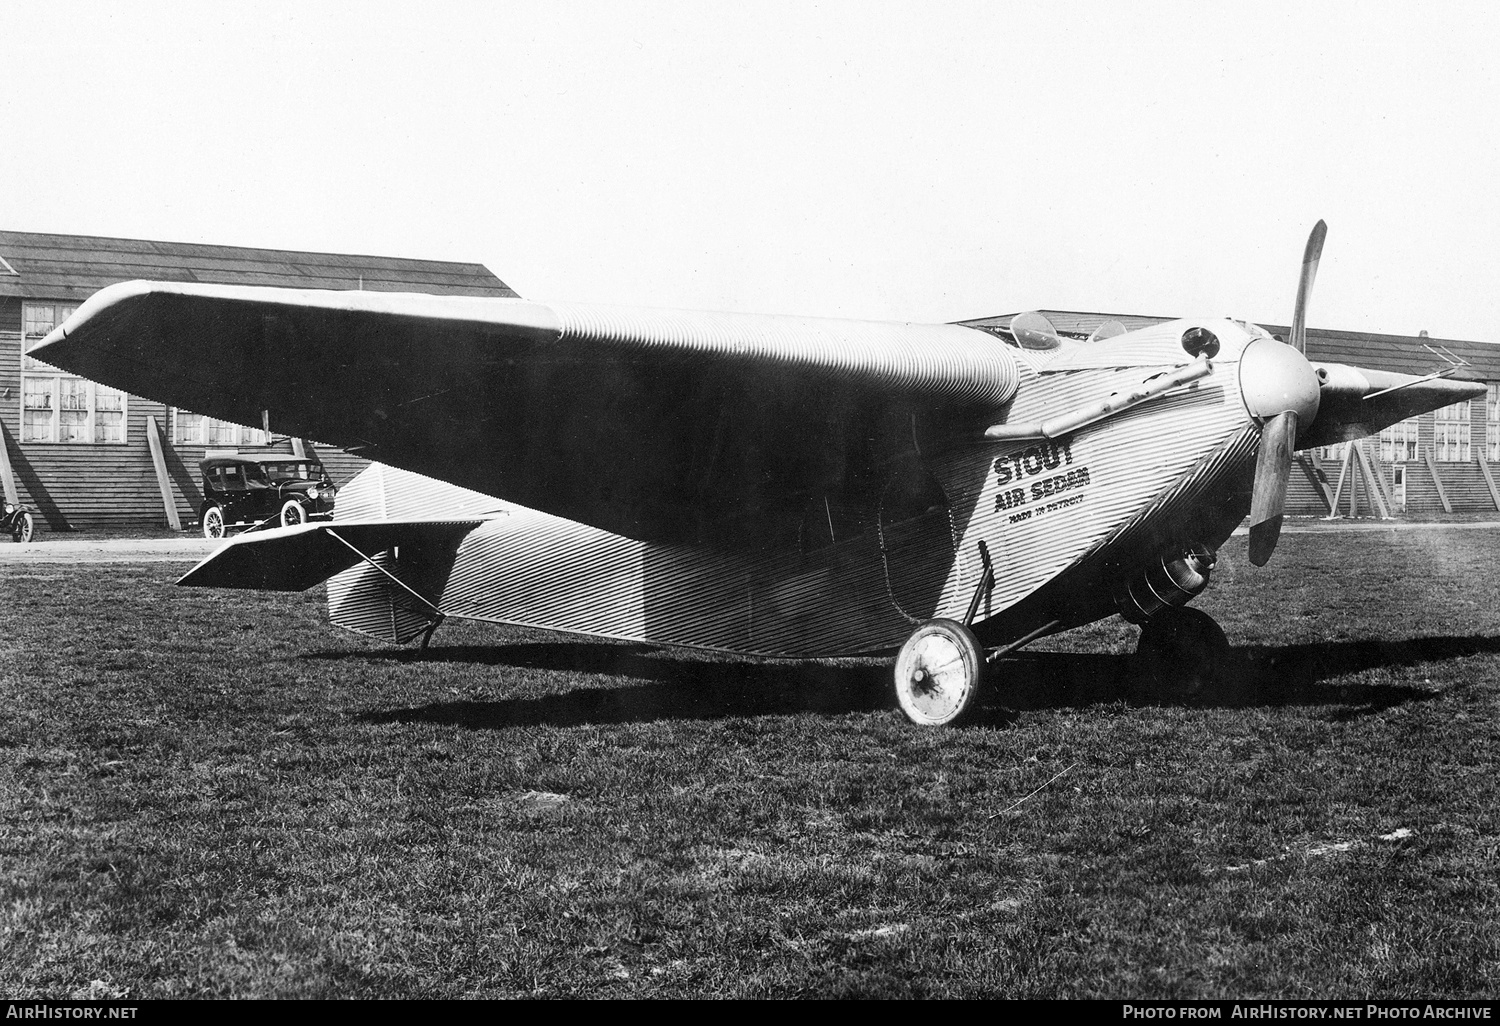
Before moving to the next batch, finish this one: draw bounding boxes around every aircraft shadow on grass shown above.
[337,633,1500,731]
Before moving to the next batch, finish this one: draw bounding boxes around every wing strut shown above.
[325,528,446,649]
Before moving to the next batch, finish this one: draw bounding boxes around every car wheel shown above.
[13,511,34,543]
[202,506,226,540]
[280,500,308,528]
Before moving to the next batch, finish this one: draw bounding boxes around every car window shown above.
[221,465,244,491]
[262,461,323,482]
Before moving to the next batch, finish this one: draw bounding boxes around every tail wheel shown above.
[202,506,226,540]
[1134,606,1229,702]
[893,618,986,726]
[12,511,34,543]
[280,500,308,528]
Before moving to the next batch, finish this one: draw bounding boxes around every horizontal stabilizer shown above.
[178,519,487,591]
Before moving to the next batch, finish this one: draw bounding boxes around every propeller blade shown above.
[1248,410,1298,566]
[1289,220,1327,354]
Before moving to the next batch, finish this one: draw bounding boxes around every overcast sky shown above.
[5,1,1498,340]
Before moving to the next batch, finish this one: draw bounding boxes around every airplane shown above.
[35,222,1485,726]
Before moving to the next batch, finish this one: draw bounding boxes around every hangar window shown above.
[1432,401,1471,462]
[1378,419,1419,463]
[20,375,127,444]
[21,302,79,371]
[19,302,126,444]
[171,408,267,448]
[1487,385,1500,462]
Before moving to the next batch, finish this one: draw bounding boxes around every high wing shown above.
[37,282,1021,548]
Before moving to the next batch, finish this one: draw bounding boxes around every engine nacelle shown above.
[1112,544,1216,625]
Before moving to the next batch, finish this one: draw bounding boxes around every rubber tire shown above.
[202,506,226,540]
[12,511,34,543]
[1135,606,1229,703]
[893,618,986,726]
[280,500,307,528]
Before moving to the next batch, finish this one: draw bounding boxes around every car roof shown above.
[199,455,323,472]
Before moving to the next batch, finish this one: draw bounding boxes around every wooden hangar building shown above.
[0,230,515,532]
[962,310,1500,519]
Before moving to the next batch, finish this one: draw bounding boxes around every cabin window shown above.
[1378,419,1419,463]
[1487,384,1500,462]
[171,408,267,447]
[1432,401,1471,462]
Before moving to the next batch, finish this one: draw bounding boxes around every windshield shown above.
[262,461,324,483]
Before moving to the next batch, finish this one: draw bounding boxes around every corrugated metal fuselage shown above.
[329,320,1263,656]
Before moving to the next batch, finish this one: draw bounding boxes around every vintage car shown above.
[199,455,337,539]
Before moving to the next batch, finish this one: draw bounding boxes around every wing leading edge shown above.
[39,282,1022,548]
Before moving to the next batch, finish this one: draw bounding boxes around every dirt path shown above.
[0,537,220,563]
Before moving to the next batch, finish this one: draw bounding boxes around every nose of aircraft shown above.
[1238,336,1322,428]
[1237,334,1324,567]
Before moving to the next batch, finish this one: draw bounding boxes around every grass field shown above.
[2,527,1498,998]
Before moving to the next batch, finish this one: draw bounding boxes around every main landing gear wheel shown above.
[202,505,226,540]
[1134,606,1229,703]
[280,500,307,528]
[893,618,986,726]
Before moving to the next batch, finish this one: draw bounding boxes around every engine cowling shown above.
[1112,545,1216,625]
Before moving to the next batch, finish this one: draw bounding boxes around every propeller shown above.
[1244,221,1326,566]
[1247,409,1298,565]
[1288,220,1326,354]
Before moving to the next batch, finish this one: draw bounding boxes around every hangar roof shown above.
[961,309,1500,380]
[0,229,517,302]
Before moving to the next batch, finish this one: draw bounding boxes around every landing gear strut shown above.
[1133,606,1229,702]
